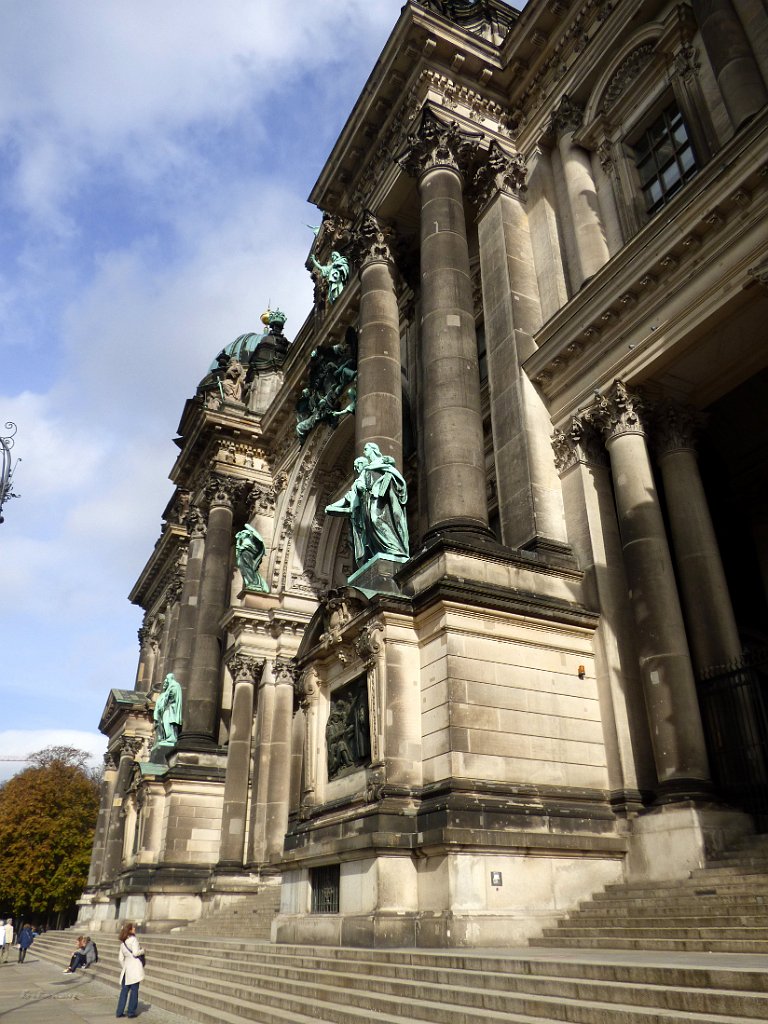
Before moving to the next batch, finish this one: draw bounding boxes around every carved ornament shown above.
[119,735,144,759]
[400,107,481,180]
[104,749,119,772]
[587,380,647,440]
[204,473,241,510]
[355,624,384,668]
[653,401,701,455]
[185,506,207,539]
[226,653,266,686]
[551,417,608,474]
[273,657,299,688]
[551,94,584,136]
[354,211,396,267]
[600,43,654,113]
[471,140,528,212]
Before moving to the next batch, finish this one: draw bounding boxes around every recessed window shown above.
[633,103,697,214]
[311,864,340,913]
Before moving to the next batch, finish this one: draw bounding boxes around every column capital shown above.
[227,652,266,686]
[204,473,241,511]
[273,656,300,688]
[246,483,277,517]
[551,417,608,474]
[550,94,584,138]
[588,380,648,441]
[400,106,480,181]
[104,749,119,772]
[119,735,144,759]
[353,211,396,268]
[471,140,528,214]
[653,400,702,456]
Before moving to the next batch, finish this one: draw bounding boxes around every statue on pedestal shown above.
[326,442,409,567]
[153,674,183,747]
[235,523,270,593]
[310,250,349,304]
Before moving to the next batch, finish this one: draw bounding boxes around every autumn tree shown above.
[0,746,99,922]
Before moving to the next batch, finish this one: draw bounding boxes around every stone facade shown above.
[79,0,768,945]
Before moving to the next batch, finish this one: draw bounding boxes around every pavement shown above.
[0,954,187,1024]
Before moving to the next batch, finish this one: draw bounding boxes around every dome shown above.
[207,332,269,373]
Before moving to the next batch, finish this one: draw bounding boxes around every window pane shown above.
[632,101,698,214]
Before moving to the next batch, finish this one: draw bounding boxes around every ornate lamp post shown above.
[0,421,20,524]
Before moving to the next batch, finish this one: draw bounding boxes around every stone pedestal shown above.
[348,552,408,595]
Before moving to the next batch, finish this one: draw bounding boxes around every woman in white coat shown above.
[116,922,145,1018]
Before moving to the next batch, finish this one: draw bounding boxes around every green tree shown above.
[0,746,99,920]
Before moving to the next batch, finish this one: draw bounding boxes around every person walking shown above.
[17,923,34,963]
[0,919,7,963]
[116,922,144,1018]
[2,920,13,962]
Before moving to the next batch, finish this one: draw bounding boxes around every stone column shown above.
[246,660,276,866]
[474,141,568,552]
[101,736,142,882]
[552,420,655,810]
[172,508,206,691]
[551,96,610,289]
[264,658,297,862]
[692,0,768,132]
[161,575,183,681]
[87,749,120,886]
[218,654,264,866]
[402,109,489,537]
[654,402,741,674]
[134,623,156,695]
[590,381,710,799]
[355,212,403,468]
[180,475,238,750]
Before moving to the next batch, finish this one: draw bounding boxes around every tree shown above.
[0,746,99,921]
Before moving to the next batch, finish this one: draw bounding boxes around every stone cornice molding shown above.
[653,400,702,456]
[587,380,647,441]
[551,417,607,474]
[399,106,481,181]
[226,652,266,686]
[471,139,528,213]
[354,211,397,269]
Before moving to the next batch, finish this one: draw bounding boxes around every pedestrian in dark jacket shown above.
[17,924,34,963]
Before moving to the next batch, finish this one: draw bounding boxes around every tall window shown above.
[633,103,697,215]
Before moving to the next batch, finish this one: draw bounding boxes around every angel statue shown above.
[310,250,349,304]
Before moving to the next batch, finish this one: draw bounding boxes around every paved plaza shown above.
[0,954,186,1024]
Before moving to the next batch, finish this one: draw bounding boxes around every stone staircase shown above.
[181,887,282,939]
[31,930,768,1024]
[536,832,768,952]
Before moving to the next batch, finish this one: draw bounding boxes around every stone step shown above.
[594,880,768,900]
[576,894,768,913]
[535,936,768,953]
[543,925,768,939]
[32,932,768,1022]
[117,948,768,1019]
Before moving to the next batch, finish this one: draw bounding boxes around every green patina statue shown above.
[326,442,409,567]
[235,523,270,593]
[153,673,183,747]
[310,250,349,304]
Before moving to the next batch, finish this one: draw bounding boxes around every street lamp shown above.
[0,421,20,524]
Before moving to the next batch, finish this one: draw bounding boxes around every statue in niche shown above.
[235,523,270,593]
[326,676,371,780]
[221,358,246,402]
[310,250,349,304]
[153,673,183,746]
[326,442,409,567]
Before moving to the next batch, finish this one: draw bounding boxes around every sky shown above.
[0,0,415,781]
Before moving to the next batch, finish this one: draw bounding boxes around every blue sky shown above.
[0,0,410,779]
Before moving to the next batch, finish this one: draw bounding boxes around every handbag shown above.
[123,940,146,967]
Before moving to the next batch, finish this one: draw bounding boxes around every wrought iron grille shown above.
[311,864,340,914]
[699,649,768,830]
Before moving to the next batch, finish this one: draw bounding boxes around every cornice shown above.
[128,522,187,607]
[525,114,768,404]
